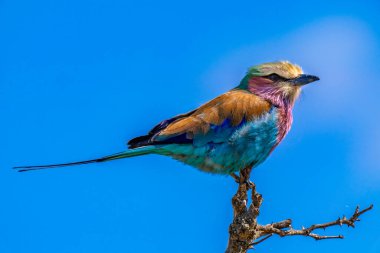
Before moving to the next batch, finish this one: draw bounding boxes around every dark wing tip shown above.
[127,135,153,149]
[127,110,196,148]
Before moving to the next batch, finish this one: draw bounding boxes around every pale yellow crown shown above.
[252,61,303,79]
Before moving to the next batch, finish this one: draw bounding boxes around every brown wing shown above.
[128,89,271,148]
[157,90,271,138]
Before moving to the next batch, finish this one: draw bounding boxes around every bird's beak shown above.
[291,74,320,86]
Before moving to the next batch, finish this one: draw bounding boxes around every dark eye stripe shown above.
[265,73,288,81]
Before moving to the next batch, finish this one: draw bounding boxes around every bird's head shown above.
[238,61,319,107]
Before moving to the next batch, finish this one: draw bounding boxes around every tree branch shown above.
[226,167,262,253]
[257,204,373,241]
[225,167,373,253]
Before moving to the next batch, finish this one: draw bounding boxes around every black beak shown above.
[291,74,320,86]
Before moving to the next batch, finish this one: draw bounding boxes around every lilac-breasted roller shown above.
[15,61,319,174]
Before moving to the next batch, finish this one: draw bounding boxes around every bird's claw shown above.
[230,173,240,183]
[230,172,254,188]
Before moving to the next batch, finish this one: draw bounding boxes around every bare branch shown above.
[225,167,373,253]
[257,205,373,241]
[226,167,261,253]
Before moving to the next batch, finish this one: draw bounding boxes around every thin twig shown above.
[257,205,373,241]
[251,234,273,246]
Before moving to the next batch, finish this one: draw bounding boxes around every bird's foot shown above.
[230,173,240,183]
[230,171,254,188]
[244,180,254,189]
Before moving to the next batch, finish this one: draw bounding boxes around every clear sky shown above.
[1,0,380,252]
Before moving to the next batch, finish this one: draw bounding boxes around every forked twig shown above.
[225,167,373,253]
[256,205,373,241]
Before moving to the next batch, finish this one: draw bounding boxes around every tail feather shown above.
[14,146,156,172]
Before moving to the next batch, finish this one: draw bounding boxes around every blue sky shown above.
[1,0,380,252]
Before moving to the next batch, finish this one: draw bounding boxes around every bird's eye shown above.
[265,73,283,81]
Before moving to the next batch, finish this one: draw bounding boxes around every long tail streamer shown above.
[14,147,155,172]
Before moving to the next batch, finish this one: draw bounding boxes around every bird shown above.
[14,61,319,175]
